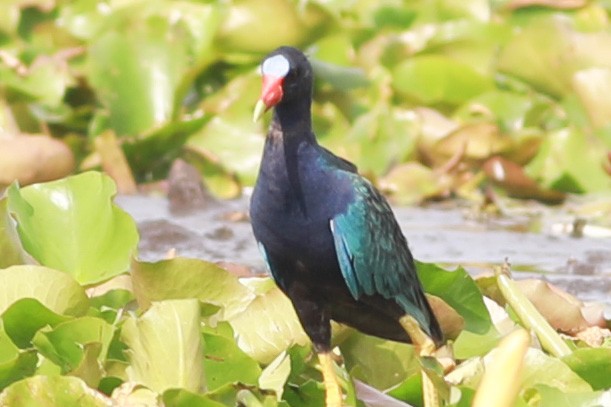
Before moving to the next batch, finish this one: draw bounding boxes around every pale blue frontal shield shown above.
[262,54,290,77]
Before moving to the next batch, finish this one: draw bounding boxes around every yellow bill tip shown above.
[253,99,267,123]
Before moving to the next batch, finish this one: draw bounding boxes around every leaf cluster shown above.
[1,0,610,202]
[0,172,608,406]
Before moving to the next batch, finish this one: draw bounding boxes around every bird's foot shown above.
[399,315,436,356]
[399,315,441,407]
[318,351,344,407]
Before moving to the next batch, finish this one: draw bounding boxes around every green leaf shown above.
[122,299,205,393]
[525,127,611,193]
[508,348,591,393]
[203,329,261,391]
[0,57,71,106]
[163,388,226,407]
[416,262,492,334]
[187,74,265,186]
[0,265,89,316]
[310,60,370,91]
[572,67,611,131]
[7,172,139,285]
[453,327,501,360]
[524,384,607,407]
[0,198,25,268]
[68,342,104,388]
[0,375,110,406]
[385,372,422,405]
[392,55,492,105]
[258,351,291,400]
[346,106,418,176]
[562,348,611,391]
[0,320,38,390]
[32,316,114,374]
[340,331,417,390]
[498,16,611,98]
[122,114,210,180]
[2,298,69,349]
[88,15,189,135]
[228,279,309,364]
[215,0,324,55]
[131,257,255,319]
[454,90,535,133]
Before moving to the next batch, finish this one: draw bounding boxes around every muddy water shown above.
[116,195,611,315]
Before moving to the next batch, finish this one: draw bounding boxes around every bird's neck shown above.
[259,98,316,216]
[270,98,315,146]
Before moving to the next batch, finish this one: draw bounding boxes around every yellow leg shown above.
[318,352,343,407]
[399,315,440,407]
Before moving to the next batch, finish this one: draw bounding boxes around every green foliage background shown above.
[1,0,610,201]
[1,1,611,406]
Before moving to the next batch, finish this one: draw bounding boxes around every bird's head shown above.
[253,46,313,122]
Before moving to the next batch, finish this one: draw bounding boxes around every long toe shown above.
[318,352,344,407]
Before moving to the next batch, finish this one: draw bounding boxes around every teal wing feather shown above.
[330,176,435,336]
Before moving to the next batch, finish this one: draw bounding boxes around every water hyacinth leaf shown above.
[450,345,592,396]
[2,298,69,349]
[385,371,422,405]
[392,55,492,105]
[122,114,210,181]
[56,0,108,40]
[380,163,447,205]
[453,327,501,360]
[416,262,492,334]
[432,123,510,165]
[68,342,104,388]
[523,384,607,407]
[258,351,291,400]
[0,321,38,390]
[109,382,159,406]
[340,331,417,390]
[88,14,189,136]
[525,128,611,193]
[0,198,25,268]
[0,375,110,407]
[215,0,326,55]
[7,172,139,285]
[0,265,88,316]
[310,60,370,91]
[454,90,534,133]
[188,75,265,186]
[163,388,227,407]
[32,316,114,374]
[229,279,309,364]
[562,348,611,390]
[498,15,611,98]
[0,56,72,107]
[509,347,591,393]
[572,67,611,131]
[131,257,255,319]
[345,107,418,176]
[122,299,205,393]
[203,331,261,391]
